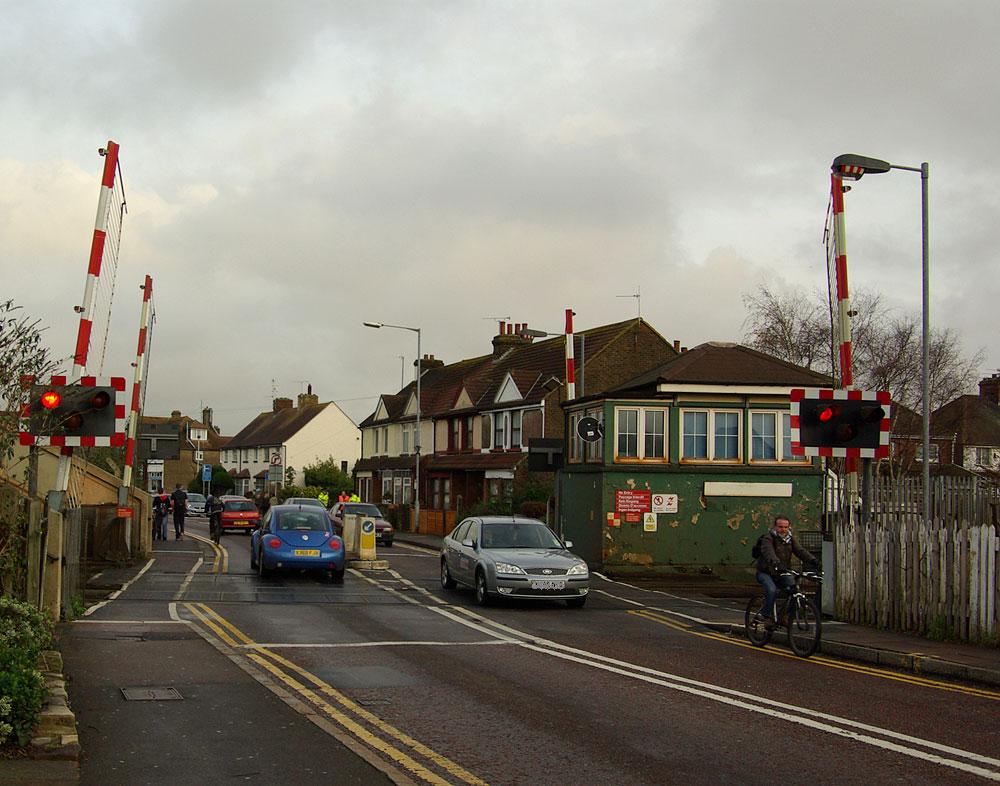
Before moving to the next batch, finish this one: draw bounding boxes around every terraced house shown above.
[357,318,678,534]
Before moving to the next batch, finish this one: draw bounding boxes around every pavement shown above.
[3,528,997,784]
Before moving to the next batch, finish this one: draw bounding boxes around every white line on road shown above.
[592,571,720,607]
[83,558,155,616]
[236,640,514,649]
[72,619,191,625]
[173,557,204,601]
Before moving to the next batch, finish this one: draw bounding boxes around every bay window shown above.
[681,409,741,462]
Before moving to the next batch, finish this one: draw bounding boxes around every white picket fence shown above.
[835,516,999,641]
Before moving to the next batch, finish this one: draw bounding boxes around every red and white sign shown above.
[651,493,678,514]
[615,490,651,523]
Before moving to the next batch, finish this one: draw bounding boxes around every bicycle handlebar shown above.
[779,569,824,582]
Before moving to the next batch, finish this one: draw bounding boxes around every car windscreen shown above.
[344,504,382,518]
[288,498,324,506]
[223,500,256,512]
[276,511,330,532]
[188,494,206,503]
[481,521,562,549]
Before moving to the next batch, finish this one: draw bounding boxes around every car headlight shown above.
[494,562,527,576]
[567,562,588,576]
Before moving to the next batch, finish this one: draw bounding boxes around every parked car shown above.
[186,493,206,516]
[250,504,345,582]
[284,497,326,508]
[440,517,589,607]
[328,502,394,546]
[220,498,261,534]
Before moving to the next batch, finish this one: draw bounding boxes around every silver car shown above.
[440,517,590,608]
[186,492,206,516]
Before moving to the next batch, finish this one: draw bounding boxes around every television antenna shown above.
[616,286,641,318]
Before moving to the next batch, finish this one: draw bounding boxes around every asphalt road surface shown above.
[65,516,1000,785]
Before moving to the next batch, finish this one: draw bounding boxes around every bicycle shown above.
[745,569,823,657]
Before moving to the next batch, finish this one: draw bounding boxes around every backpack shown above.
[751,532,767,560]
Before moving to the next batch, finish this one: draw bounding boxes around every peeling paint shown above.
[671,520,680,528]
[740,537,748,546]
[621,552,654,566]
[698,494,707,509]
[691,513,700,525]
[626,478,636,489]
[726,512,745,531]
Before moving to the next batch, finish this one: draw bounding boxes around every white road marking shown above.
[236,640,514,649]
[83,558,155,615]
[72,619,190,625]
[592,571,719,607]
[393,543,438,555]
[168,602,181,621]
[152,549,204,554]
[173,557,204,600]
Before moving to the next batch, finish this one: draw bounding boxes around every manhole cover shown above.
[121,687,183,701]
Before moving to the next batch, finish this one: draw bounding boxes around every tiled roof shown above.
[227,403,329,448]
[426,452,527,471]
[613,342,832,391]
[139,414,229,449]
[354,455,418,472]
[931,395,1000,446]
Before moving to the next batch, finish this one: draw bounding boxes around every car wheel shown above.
[250,543,257,569]
[384,539,393,547]
[474,569,491,606]
[440,559,457,590]
[327,567,345,584]
[258,550,272,579]
[566,596,587,609]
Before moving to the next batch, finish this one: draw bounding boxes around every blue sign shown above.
[202,464,212,482]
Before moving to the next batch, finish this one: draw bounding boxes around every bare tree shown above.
[742,283,984,413]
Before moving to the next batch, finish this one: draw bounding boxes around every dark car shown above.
[328,502,394,546]
[250,504,345,582]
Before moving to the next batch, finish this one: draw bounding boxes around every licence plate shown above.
[293,549,320,557]
[530,579,565,590]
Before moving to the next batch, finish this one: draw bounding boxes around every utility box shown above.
[343,513,378,562]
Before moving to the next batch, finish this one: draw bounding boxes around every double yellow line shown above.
[629,609,1000,701]
[187,532,228,573]
[183,602,488,786]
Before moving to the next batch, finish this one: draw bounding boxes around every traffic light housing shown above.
[19,376,126,447]
[790,388,891,458]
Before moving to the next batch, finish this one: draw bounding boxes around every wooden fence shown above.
[834,476,999,641]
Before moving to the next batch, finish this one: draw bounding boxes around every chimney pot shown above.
[673,340,680,351]
[680,346,688,353]
[499,320,506,335]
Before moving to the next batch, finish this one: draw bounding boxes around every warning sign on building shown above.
[651,493,678,514]
[615,490,651,523]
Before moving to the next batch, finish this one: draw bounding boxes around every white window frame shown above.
[750,410,809,464]
[680,408,743,463]
[569,412,583,463]
[975,446,992,466]
[493,412,507,449]
[511,410,523,449]
[585,407,604,462]
[916,442,939,463]
[402,426,410,454]
[614,406,668,462]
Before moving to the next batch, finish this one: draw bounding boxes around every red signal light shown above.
[819,405,839,422]
[90,390,111,409]
[41,390,61,410]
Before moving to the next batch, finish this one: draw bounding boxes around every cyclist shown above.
[754,515,819,628]
[206,492,222,543]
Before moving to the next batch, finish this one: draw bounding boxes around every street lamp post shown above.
[832,154,930,530]
[364,321,422,530]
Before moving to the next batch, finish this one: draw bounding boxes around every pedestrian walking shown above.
[152,486,170,541]
[170,484,188,540]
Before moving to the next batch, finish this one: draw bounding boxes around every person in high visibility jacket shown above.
[317,490,329,508]
[338,491,350,503]
[349,493,360,502]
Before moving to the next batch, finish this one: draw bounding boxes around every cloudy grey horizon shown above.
[3,1,997,436]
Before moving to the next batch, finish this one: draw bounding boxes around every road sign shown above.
[268,464,282,482]
[270,453,282,465]
[577,417,604,443]
[651,493,678,514]
[202,464,212,482]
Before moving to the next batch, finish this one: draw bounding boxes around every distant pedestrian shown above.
[152,486,170,542]
[171,484,188,540]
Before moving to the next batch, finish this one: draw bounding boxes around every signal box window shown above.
[681,409,742,463]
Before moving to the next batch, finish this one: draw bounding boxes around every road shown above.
[64,516,1000,785]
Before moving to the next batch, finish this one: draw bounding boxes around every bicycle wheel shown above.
[787,596,821,657]
[745,596,773,647]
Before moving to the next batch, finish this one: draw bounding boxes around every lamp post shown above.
[832,154,930,530]
[364,321,421,530]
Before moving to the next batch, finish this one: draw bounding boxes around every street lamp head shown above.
[518,328,551,339]
[832,154,892,181]
[362,321,383,329]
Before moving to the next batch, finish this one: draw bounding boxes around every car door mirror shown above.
[564,540,573,549]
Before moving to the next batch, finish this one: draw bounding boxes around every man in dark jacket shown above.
[755,515,819,626]
[152,487,171,541]
[170,484,188,540]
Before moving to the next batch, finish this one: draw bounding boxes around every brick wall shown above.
[581,321,677,398]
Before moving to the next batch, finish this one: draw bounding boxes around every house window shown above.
[569,413,582,463]
[615,407,666,461]
[682,409,742,462]
[916,443,940,463]
[511,411,522,448]
[383,427,389,453]
[393,475,402,504]
[451,419,461,451]
[402,475,412,504]
[493,413,506,448]
[382,474,393,500]
[465,416,474,449]
[751,411,808,463]
[976,447,992,466]
[402,426,410,454]
[585,408,604,462]
[374,430,379,454]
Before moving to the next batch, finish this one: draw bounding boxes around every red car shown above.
[220,498,260,533]
[328,502,394,546]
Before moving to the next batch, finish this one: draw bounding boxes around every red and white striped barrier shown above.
[789,387,891,459]
[565,308,576,400]
[123,275,152,485]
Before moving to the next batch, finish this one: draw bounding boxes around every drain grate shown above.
[121,687,183,701]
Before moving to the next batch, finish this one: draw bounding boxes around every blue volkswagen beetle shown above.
[251,504,345,582]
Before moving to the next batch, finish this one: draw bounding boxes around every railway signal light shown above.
[790,389,891,458]
[19,377,125,447]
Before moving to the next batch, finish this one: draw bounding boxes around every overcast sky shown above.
[3,1,998,435]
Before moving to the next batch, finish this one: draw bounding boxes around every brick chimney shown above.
[273,397,293,412]
[979,373,1000,405]
[492,319,531,358]
[202,407,213,428]
[297,383,320,409]
[416,354,444,370]
[170,410,181,419]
